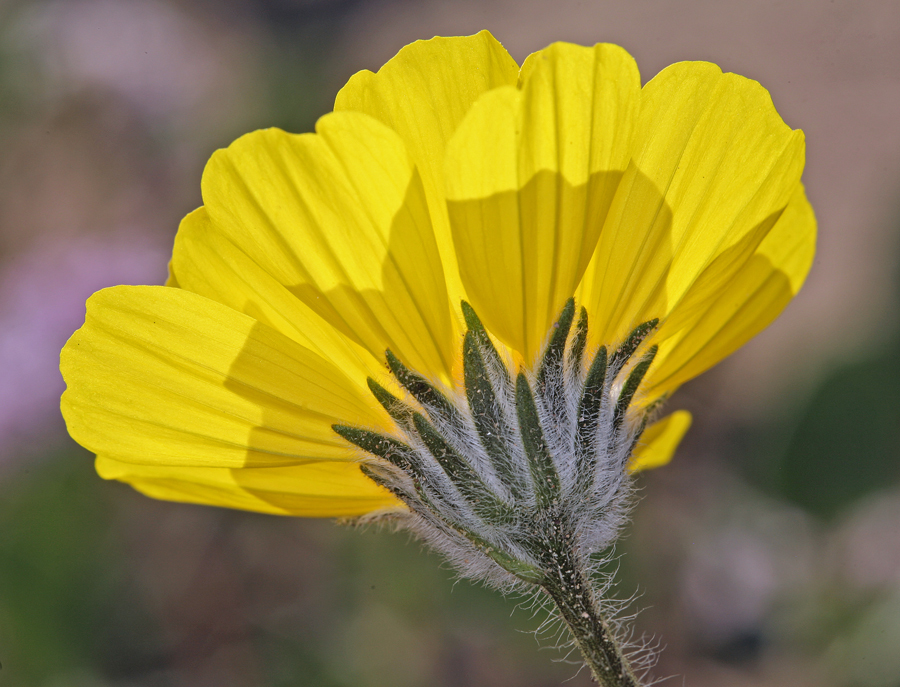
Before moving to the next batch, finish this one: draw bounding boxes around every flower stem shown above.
[539,540,640,686]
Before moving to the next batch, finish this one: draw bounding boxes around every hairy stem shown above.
[341,305,661,684]
[540,537,640,686]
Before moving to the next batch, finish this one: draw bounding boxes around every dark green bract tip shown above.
[612,344,659,433]
[384,349,458,422]
[538,298,576,385]
[366,377,414,429]
[461,300,512,392]
[461,300,485,332]
[332,423,415,469]
[568,306,589,372]
[609,318,659,372]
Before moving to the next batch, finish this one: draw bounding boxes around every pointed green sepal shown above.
[568,306,589,375]
[461,301,511,388]
[612,345,658,433]
[359,463,431,510]
[463,332,521,496]
[367,377,415,431]
[608,318,659,373]
[412,412,472,485]
[461,299,491,339]
[515,373,561,509]
[333,424,417,472]
[537,298,575,392]
[576,345,608,459]
[359,463,406,499]
[385,349,459,424]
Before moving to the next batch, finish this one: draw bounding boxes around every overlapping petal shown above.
[578,61,806,356]
[201,112,456,381]
[445,42,640,361]
[170,207,383,386]
[96,455,400,517]
[61,286,383,468]
[647,183,816,396]
[335,31,520,307]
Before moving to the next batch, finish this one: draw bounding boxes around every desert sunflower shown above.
[61,31,814,685]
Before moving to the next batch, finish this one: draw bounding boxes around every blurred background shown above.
[0,0,898,685]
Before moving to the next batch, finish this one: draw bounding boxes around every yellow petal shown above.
[165,258,179,288]
[580,61,806,352]
[201,112,455,381]
[445,42,640,361]
[629,410,692,472]
[646,183,816,397]
[171,207,383,386]
[96,455,401,517]
[335,31,520,307]
[61,286,382,468]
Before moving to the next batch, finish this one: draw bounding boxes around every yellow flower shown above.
[60,31,815,519]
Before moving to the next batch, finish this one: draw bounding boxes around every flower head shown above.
[61,33,815,681]
[61,30,814,527]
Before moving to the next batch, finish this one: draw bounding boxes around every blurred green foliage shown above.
[0,451,581,686]
[745,260,900,520]
[0,448,160,686]
[779,339,900,518]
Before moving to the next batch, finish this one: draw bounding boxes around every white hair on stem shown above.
[334,298,665,686]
